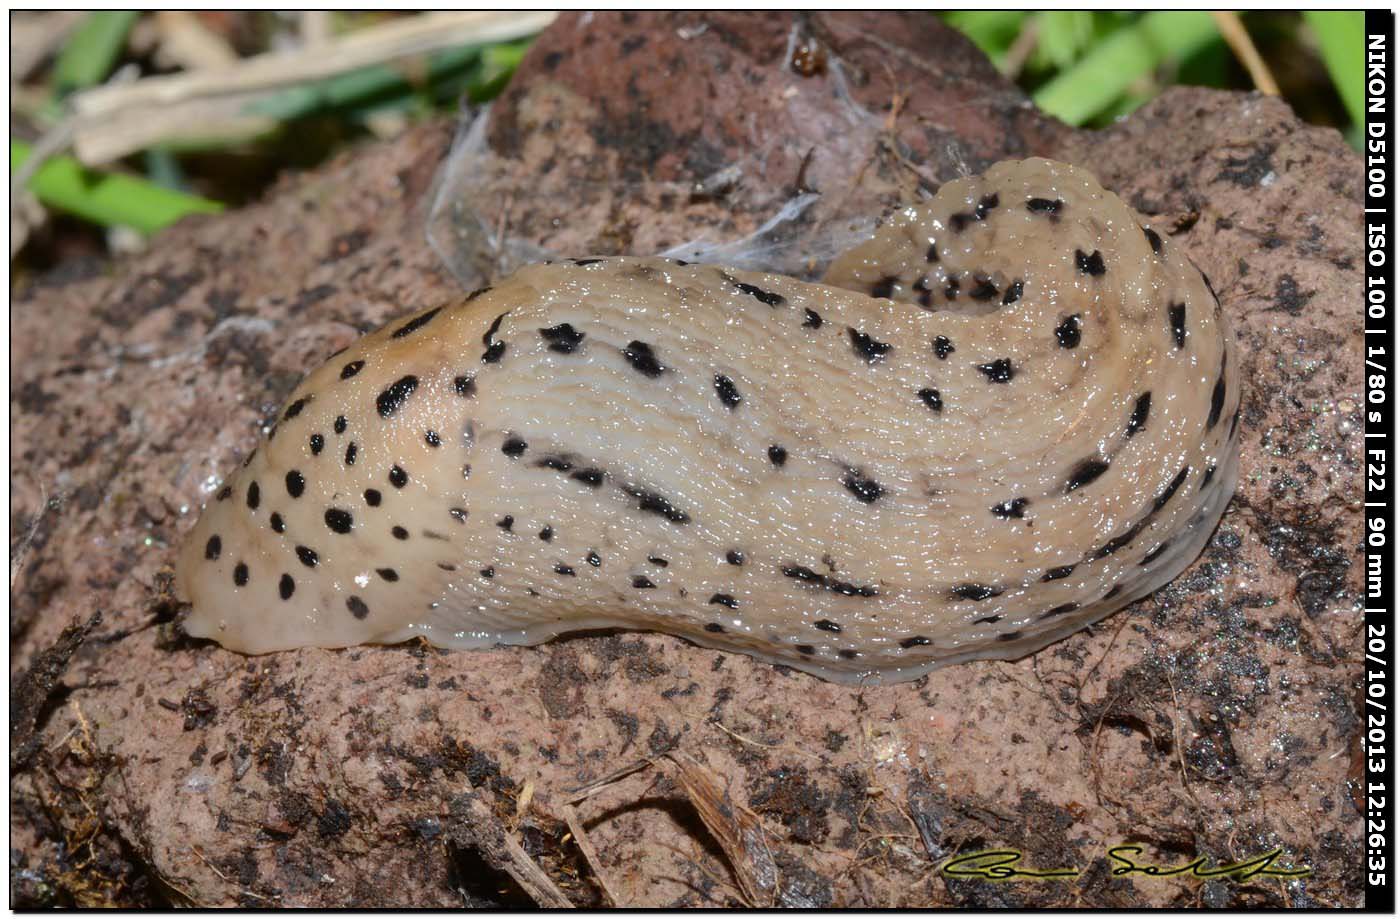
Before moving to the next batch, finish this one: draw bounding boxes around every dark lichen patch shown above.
[1169,303,1187,349]
[841,469,884,504]
[539,323,585,354]
[848,328,892,362]
[714,374,742,408]
[734,282,785,306]
[977,358,1015,383]
[1075,249,1106,276]
[1054,314,1082,349]
[950,583,1002,601]
[1126,392,1152,438]
[376,375,419,417]
[933,335,954,360]
[392,307,442,339]
[918,388,943,412]
[992,497,1028,519]
[1066,457,1109,492]
[622,340,665,377]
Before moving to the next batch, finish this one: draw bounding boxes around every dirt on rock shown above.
[10,11,1362,907]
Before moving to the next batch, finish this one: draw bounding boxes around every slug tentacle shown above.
[177,158,1239,684]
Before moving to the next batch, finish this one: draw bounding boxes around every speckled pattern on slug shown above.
[175,158,1240,684]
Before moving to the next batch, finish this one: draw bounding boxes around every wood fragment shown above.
[561,803,618,907]
[448,792,573,909]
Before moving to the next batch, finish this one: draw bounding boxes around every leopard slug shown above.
[176,158,1240,684]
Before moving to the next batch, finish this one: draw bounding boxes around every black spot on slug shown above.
[295,545,318,568]
[554,563,576,577]
[1075,249,1106,276]
[624,485,690,524]
[1126,392,1152,438]
[734,282,785,306]
[1206,368,1227,430]
[1026,197,1062,215]
[814,619,842,633]
[284,471,304,499]
[975,615,1002,625]
[709,593,738,608]
[479,566,494,578]
[233,563,249,586]
[768,445,787,466]
[997,631,1022,643]
[376,375,419,417]
[340,360,364,380]
[392,526,409,540]
[571,468,604,487]
[1041,602,1080,619]
[1002,279,1023,305]
[539,526,553,542]
[1042,564,1076,582]
[848,328,892,362]
[586,551,602,567]
[1152,466,1190,512]
[482,341,506,363]
[992,497,1028,519]
[705,623,725,633]
[309,433,324,455]
[364,489,381,506]
[1055,314,1082,349]
[796,644,816,656]
[247,481,261,510]
[324,508,354,534]
[842,469,884,504]
[1169,302,1187,349]
[425,430,441,447]
[540,323,585,354]
[869,276,898,300]
[347,596,369,619]
[969,276,999,301]
[454,375,477,397]
[977,358,1015,383]
[900,636,930,649]
[279,573,295,600]
[1093,522,1143,559]
[392,307,441,339]
[918,388,943,412]
[1066,457,1109,492]
[925,242,939,262]
[951,583,1002,601]
[1140,542,1171,566]
[496,515,514,531]
[344,442,357,466]
[538,456,572,472]
[802,308,823,329]
[283,397,309,421]
[933,336,954,360]
[647,556,668,567]
[622,340,665,377]
[632,576,655,589]
[782,565,878,597]
[270,513,285,533]
[1143,225,1163,254]
[1201,464,1217,489]
[216,485,232,501]
[389,465,408,489]
[334,415,347,435]
[714,374,742,408]
[377,567,399,582]
[204,535,221,560]
[502,437,528,458]
[726,550,745,566]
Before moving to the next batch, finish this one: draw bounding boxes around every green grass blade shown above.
[52,11,140,96]
[12,140,223,234]
[1032,11,1218,125]
[1303,10,1366,130]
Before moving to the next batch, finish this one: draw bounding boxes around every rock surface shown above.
[10,11,1362,907]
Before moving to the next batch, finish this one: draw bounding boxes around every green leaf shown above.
[12,140,223,234]
[941,10,1028,65]
[1032,11,1219,125]
[52,11,140,97]
[1303,11,1365,131]
[1034,11,1094,71]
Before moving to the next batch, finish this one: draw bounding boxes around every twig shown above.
[1211,12,1280,96]
[561,802,619,906]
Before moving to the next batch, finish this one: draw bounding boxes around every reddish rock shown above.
[11,12,1360,907]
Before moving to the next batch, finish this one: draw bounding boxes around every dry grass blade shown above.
[448,792,573,909]
[661,752,778,908]
[561,803,618,906]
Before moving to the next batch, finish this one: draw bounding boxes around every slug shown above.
[176,158,1240,684]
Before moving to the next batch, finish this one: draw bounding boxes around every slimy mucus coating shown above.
[177,158,1240,684]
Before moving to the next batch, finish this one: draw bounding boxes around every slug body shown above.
[177,159,1239,684]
